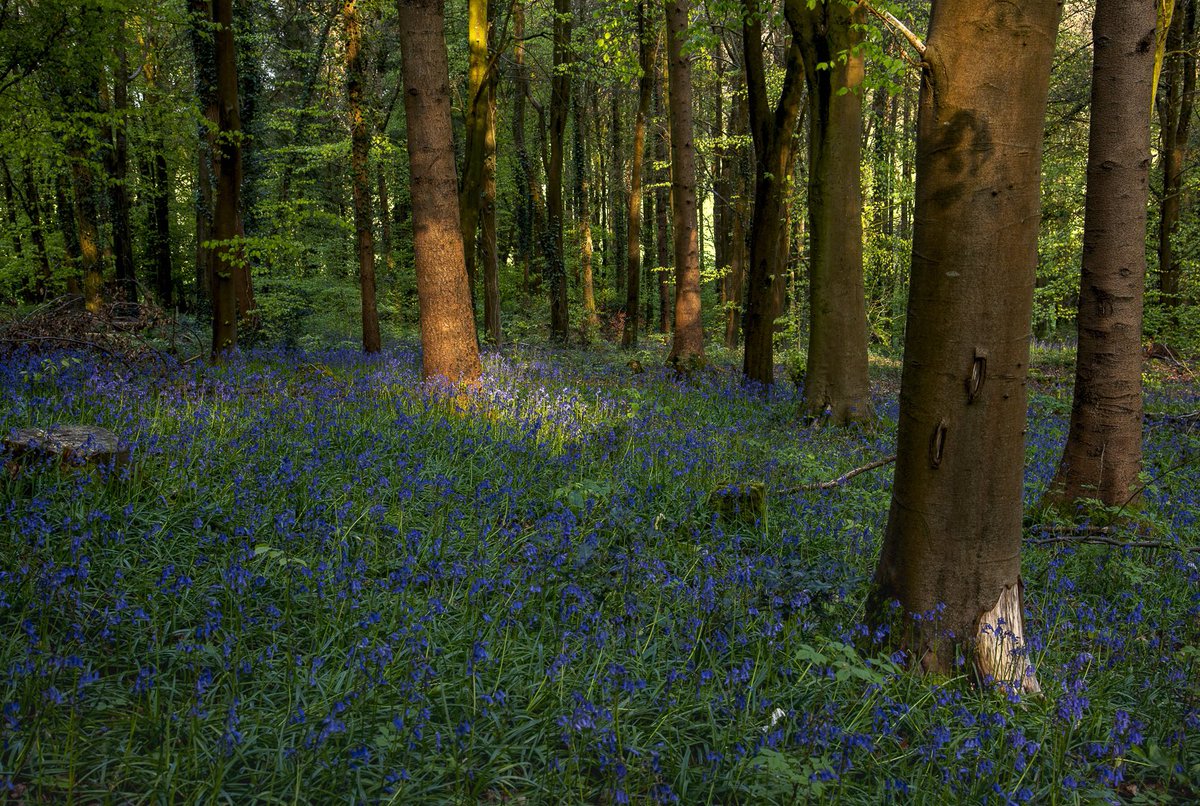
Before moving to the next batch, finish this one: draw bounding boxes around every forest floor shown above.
[0,331,1198,803]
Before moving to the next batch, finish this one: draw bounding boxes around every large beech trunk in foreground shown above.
[398,0,482,383]
[345,0,381,353]
[1047,0,1154,509]
[665,0,704,365]
[796,0,872,425]
[740,0,805,385]
[869,0,1061,691]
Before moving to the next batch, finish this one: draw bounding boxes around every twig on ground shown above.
[1027,534,1195,554]
[780,454,897,493]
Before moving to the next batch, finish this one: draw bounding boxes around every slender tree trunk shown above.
[345,0,381,353]
[190,0,218,309]
[623,4,658,348]
[398,0,482,382]
[1,160,23,264]
[277,5,339,206]
[379,171,395,274]
[70,146,104,314]
[1047,0,1155,510]
[1157,0,1195,305]
[869,0,1062,691]
[546,0,572,341]
[741,0,806,385]
[210,0,251,358]
[653,64,671,335]
[664,0,704,364]
[107,31,137,311]
[796,0,873,425]
[511,0,534,294]
[145,41,174,307]
[55,174,82,299]
[19,164,53,298]
[725,93,749,350]
[482,62,502,345]
[575,87,600,330]
[459,0,491,322]
[610,91,626,300]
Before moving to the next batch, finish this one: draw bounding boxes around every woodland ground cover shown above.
[0,340,1197,804]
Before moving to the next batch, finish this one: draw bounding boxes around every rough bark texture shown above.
[870,0,1062,690]
[398,0,483,383]
[796,1,873,425]
[623,4,658,348]
[345,0,381,353]
[20,164,52,298]
[741,0,805,385]
[70,147,103,314]
[1157,0,1194,305]
[1046,0,1155,509]
[547,0,572,342]
[211,0,249,359]
[665,0,704,365]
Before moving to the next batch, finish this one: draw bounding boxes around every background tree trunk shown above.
[1157,0,1195,305]
[1046,0,1155,510]
[869,0,1061,691]
[665,0,704,365]
[623,3,658,348]
[546,0,572,341]
[796,0,873,425]
[741,0,805,385]
[482,54,502,345]
[398,0,482,382]
[209,0,251,359]
[655,64,671,334]
[345,0,381,353]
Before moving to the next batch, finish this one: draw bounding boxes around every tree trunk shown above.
[345,0,381,353]
[1157,0,1195,305]
[623,3,658,348]
[1046,0,1155,510]
[106,30,137,311]
[741,0,806,385]
[665,0,704,365]
[398,0,483,382]
[655,65,671,334]
[145,40,174,307]
[19,164,53,298]
[70,146,104,314]
[795,0,873,425]
[725,92,749,350]
[459,0,491,323]
[210,0,251,359]
[482,60,502,345]
[610,91,626,301]
[869,0,1062,691]
[190,0,218,309]
[55,174,81,299]
[575,87,600,330]
[547,0,572,342]
[379,171,395,274]
[510,0,535,294]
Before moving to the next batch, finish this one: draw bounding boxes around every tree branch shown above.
[1029,532,1200,554]
[780,454,896,493]
[859,1,926,56]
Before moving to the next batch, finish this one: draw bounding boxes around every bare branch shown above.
[781,454,896,493]
[860,1,926,56]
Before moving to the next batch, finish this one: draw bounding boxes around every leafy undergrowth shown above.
[0,342,1197,804]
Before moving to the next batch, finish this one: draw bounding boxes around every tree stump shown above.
[4,426,129,472]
